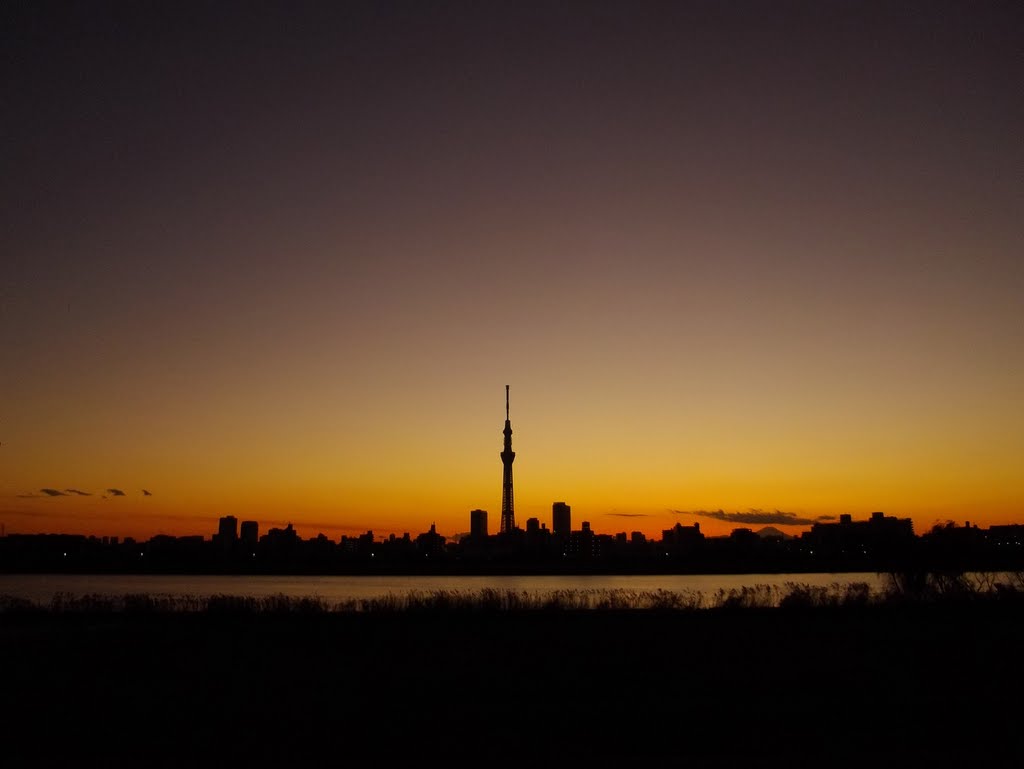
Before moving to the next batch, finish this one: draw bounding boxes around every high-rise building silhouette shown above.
[218,515,238,541]
[552,501,571,537]
[500,385,516,533]
[470,509,488,539]
[240,520,259,548]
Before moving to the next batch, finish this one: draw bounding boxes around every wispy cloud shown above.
[605,512,651,518]
[671,509,830,526]
[15,486,147,498]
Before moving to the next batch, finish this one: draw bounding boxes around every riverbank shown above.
[2,570,1021,613]
[2,593,1022,765]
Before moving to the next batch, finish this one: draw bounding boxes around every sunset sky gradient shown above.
[3,2,1022,540]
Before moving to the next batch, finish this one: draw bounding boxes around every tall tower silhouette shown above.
[500,385,516,533]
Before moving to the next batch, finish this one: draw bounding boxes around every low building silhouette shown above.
[801,512,914,566]
[416,523,446,557]
[568,521,599,559]
[662,522,705,555]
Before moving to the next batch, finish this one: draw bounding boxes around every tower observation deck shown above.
[500,385,516,533]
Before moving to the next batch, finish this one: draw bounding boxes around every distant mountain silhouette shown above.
[756,527,791,540]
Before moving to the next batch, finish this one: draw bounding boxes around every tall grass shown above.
[882,570,1024,602]
[2,574,1021,615]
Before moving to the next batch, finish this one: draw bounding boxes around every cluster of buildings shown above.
[4,509,1024,574]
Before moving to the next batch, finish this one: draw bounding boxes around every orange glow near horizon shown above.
[3,377,1022,543]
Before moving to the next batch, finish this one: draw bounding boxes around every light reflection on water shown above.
[0,572,887,606]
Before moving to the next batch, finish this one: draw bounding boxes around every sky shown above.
[3,1,1023,542]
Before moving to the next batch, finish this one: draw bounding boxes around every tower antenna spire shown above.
[499,385,516,533]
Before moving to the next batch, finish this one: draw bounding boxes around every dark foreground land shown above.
[3,602,1023,766]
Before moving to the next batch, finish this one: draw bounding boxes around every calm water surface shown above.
[0,572,886,605]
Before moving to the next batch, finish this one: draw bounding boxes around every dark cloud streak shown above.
[672,509,831,526]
